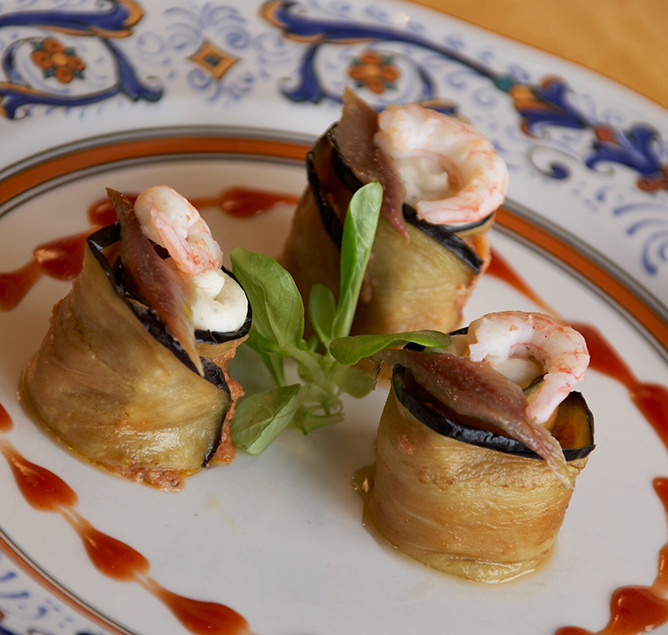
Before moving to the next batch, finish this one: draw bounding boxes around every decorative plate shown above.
[1,2,667,635]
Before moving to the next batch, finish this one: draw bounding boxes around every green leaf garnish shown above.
[330,331,452,366]
[230,248,304,348]
[308,283,337,348]
[331,182,382,339]
[231,384,301,454]
[243,329,287,387]
[331,364,374,399]
[230,182,450,454]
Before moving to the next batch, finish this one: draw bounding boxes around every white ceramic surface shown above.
[1,2,668,634]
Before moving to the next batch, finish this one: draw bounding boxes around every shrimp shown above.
[426,310,589,487]
[374,104,509,226]
[134,185,223,275]
[464,311,590,425]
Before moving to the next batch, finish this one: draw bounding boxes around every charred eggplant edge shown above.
[87,222,249,392]
[392,346,595,462]
[307,123,488,273]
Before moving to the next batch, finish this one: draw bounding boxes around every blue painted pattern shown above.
[0,0,162,119]
[260,0,668,278]
[0,552,105,635]
[264,0,668,198]
[0,7,665,304]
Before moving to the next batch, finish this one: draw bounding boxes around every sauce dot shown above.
[0,261,43,311]
[2,445,77,511]
[192,186,299,218]
[0,403,13,432]
[153,584,250,635]
[73,515,150,581]
[33,231,89,280]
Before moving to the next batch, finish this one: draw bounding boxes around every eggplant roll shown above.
[20,192,251,491]
[280,90,505,335]
[369,358,594,583]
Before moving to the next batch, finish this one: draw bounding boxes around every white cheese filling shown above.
[391,155,454,207]
[190,268,248,333]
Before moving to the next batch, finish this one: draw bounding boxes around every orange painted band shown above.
[2,133,665,354]
[0,135,309,209]
[496,207,668,352]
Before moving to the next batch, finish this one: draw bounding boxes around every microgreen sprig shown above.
[230,182,450,455]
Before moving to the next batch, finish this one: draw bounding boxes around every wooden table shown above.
[412,0,668,110]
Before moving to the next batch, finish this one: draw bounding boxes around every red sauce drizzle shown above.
[0,231,92,311]
[33,230,91,279]
[0,260,45,311]
[488,248,668,635]
[487,248,554,313]
[0,414,249,634]
[1,442,78,511]
[0,403,12,432]
[653,478,668,596]
[70,513,150,582]
[556,478,668,635]
[87,195,125,227]
[570,322,668,448]
[191,186,299,218]
[0,188,289,627]
[152,585,250,635]
[0,187,295,311]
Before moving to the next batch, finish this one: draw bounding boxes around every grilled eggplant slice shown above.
[21,212,250,491]
[368,360,594,582]
[280,92,498,335]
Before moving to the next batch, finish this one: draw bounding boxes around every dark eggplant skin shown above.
[20,218,251,489]
[392,345,596,462]
[87,221,251,387]
[306,130,347,249]
[371,355,592,582]
[394,366,595,461]
[307,123,488,273]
